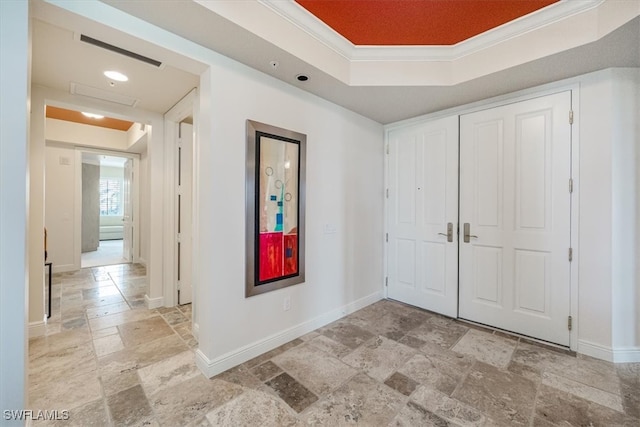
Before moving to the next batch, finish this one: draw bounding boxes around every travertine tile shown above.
[342,335,416,381]
[452,328,517,368]
[98,334,189,376]
[29,275,634,427]
[389,401,452,426]
[242,339,304,369]
[301,372,406,425]
[212,364,264,390]
[406,320,468,349]
[206,389,301,427]
[452,361,537,426]
[30,370,102,412]
[272,343,357,396]
[107,384,153,426]
[138,350,200,396]
[535,384,638,427]
[307,334,352,359]
[89,307,159,332]
[265,372,318,413]
[117,316,174,348]
[101,370,140,397]
[162,309,189,326]
[317,318,375,349]
[29,328,92,360]
[91,326,118,340]
[149,376,244,426]
[359,311,425,341]
[398,353,467,396]
[411,386,486,426]
[93,333,124,357]
[29,342,96,389]
[541,371,624,413]
[250,360,283,382]
[85,301,131,320]
[56,398,110,427]
[384,372,419,396]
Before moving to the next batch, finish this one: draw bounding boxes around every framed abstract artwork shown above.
[245,120,306,297]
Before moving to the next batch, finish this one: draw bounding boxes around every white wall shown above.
[609,68,639,355]
[195,57,384,375]
[0,0,29,418]
[577,68,640,362]
[45,143,78,272]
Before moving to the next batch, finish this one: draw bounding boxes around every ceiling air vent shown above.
[79,34,162,68]
[70,82,139,107]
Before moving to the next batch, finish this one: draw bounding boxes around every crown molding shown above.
[261,0,605,61]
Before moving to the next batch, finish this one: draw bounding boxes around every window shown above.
[100,178,123,215]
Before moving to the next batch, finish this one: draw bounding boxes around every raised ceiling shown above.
[46,106,134,131]
[295,0,559,46]
[32,0,640,124]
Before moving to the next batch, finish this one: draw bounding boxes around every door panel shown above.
[122,159,133,263]
[387,116,459,317]
[177,122,193,304]
[459,91,572,346]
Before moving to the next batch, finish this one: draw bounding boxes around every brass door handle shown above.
[438,223,454,242]
[463,223,478,243]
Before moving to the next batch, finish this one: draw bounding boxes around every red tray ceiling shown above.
[295,0,559,46]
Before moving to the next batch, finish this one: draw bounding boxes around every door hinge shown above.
[385,277,388,287]
[568,315,573,331]
[385,233,388,242]
[568,247,573,262]
[569,178,573,193]
[386,188,389,198]
[569,110,574,125]
[386,145,389,155]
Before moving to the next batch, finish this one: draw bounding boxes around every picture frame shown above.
[245,120,306,297]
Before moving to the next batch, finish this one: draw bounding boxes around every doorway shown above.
[80,153,133,268]
[387,91,573,346]
[74,148,140,271]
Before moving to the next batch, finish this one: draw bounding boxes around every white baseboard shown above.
[29,320,46,338]
[610,346,640,363]
[145,294,164,309]
[196,291,383,378]
[577,339,640,363]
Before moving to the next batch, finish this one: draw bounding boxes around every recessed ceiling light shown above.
[82,112,104,119]
[103,70,128,82]
[296,74,309,82]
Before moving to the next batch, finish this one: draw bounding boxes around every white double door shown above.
[388,91,572,346]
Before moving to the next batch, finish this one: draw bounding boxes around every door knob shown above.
[463,223,478,243]
[438,222,454,242]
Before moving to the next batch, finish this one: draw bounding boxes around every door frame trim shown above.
[73,147,140,270]
[164,89,198,308]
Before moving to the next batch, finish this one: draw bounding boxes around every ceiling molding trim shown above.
[264,0,605,61]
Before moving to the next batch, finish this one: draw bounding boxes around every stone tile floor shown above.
[30,264,639,426]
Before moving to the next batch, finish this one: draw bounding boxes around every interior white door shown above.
[459,91,572,346]
[122,158,133,263]
[387,116,459,317]
[177,122,193,304]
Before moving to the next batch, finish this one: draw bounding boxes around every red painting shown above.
[283,234,298,276]
[259,232,283,281]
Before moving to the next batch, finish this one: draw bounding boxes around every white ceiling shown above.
[31,0,640,125]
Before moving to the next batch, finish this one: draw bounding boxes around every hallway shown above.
[29,264,639,426]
